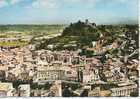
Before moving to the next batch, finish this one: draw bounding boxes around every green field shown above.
[0,41,29,47]
[0,25,66,36]
[0,25,66,47]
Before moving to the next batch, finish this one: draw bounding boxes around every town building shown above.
[18,84,30,97]
[0,83,14,97]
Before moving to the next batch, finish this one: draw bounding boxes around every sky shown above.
[0,0,138,24]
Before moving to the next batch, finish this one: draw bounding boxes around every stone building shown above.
[0,83,14,97]
[34,62,77,83]
[18,84,30,97]
[110,82,138,96]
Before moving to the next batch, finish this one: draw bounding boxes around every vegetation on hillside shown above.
[35,20,101,50]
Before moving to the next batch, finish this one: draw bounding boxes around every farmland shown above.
[0,25,66,46]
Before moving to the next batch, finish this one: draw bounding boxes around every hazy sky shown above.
[0,0,138,24]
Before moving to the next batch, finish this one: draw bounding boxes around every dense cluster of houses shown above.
[0,44,138,97]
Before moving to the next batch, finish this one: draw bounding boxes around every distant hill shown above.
[35,20,101,50]
[102,18,138,25]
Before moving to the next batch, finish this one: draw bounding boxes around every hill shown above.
[35,20,101,50]
[34,20,138,57]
